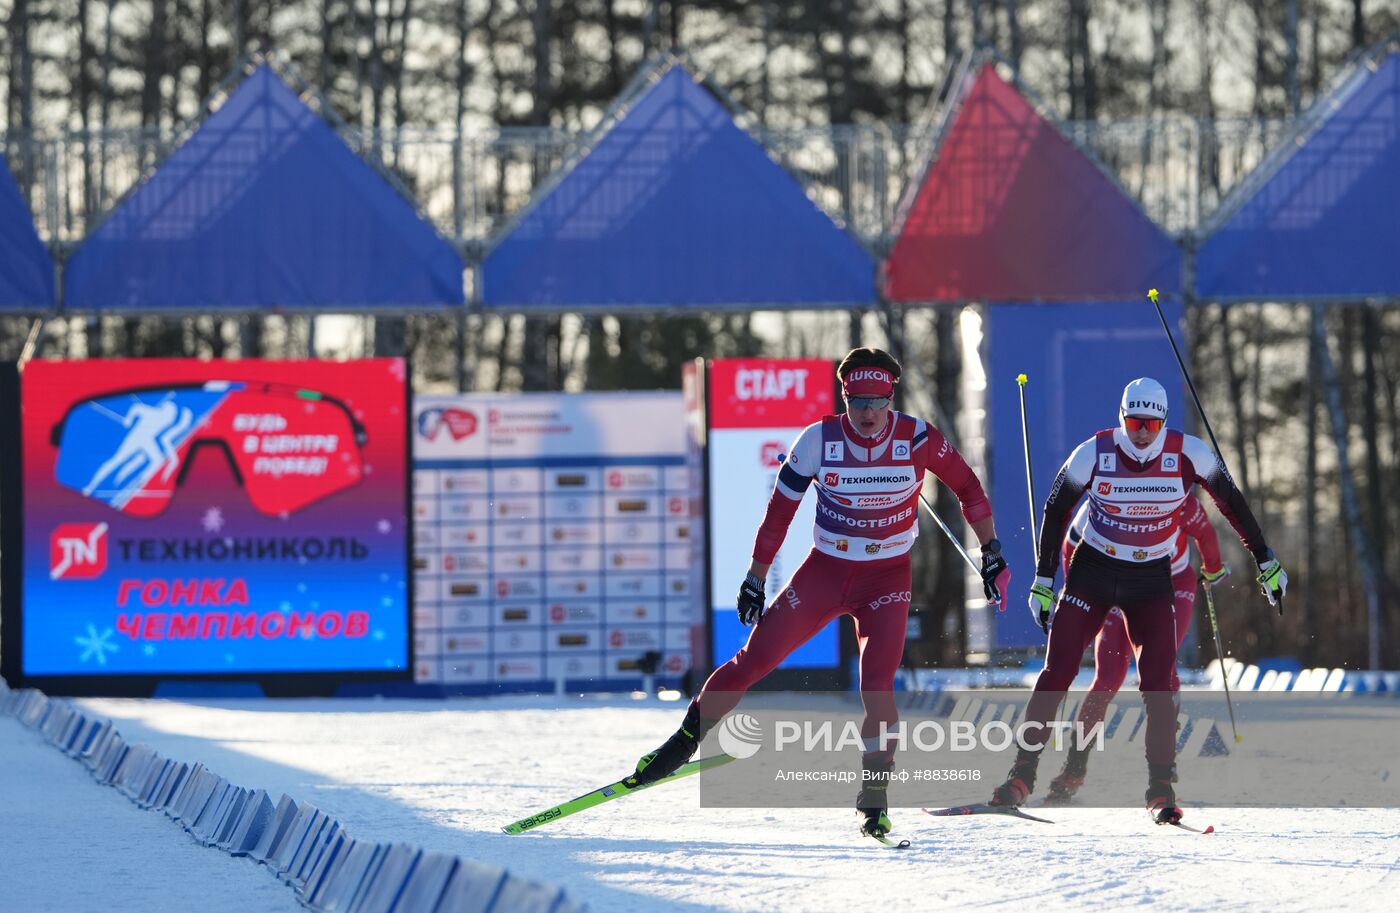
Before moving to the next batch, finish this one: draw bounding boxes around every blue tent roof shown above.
[64,65,463,311]
[0,153,54,311]
[482,66,875,310]
[1197,50,1400,301]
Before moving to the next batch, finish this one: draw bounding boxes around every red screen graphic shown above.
[707,358,834,429]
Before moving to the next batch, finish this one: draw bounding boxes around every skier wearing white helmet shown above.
[1116,377,1171,461]
[987,377,1287,826]
[1043,488,1227,803]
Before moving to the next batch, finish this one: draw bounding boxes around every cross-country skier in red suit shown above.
[989,377,1287,824]
[627,348,1011,839]
[1043,494,1229,803]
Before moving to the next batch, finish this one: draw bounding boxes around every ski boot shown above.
[1044,746,1091,805]
[627,701,713,788]
[859,808,894,838]
[856,752,895,837]
[1146,763,1183,824]
[989,748,1041,807]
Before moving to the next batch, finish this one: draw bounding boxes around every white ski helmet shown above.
[1120,377,1168,422]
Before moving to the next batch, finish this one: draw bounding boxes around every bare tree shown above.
[5,0,35,189]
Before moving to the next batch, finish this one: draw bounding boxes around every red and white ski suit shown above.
[1025,428,1267,766]
[1061,494,1225,734]
[696,412,991,745]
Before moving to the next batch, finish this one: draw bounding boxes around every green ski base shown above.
[867,833,912,849]
[503,754,736,835]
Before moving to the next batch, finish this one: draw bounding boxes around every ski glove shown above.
[1028,577,1055,633]
[980,539,1011,608]
[1201,563,1231,588]
[737,573,767,626]
[1256,550,1288,611]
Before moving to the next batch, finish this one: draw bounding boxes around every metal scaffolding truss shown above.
[3,114,1284,252]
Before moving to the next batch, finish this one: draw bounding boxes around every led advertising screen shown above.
[412,392,695,692]
[1,359,411,693]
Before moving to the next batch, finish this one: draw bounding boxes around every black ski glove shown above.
[737,574,767,626]
[980,539,1011,606]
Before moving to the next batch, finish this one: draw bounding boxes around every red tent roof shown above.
[885,64,1179,303]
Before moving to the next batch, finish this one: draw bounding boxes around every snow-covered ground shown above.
[0,714,300,913]
[5,693,1396,913]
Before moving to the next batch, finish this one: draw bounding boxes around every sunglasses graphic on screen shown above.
[50,382,369,517]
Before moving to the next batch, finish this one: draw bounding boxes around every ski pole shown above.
[917,492,979,575]
[1016,373,1039,567]
[17,317,44,367]
[1146,289,1281,616]
[1200,573,1242,743]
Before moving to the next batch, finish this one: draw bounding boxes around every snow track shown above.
[0,715,299,913]
[7,695,1399,912]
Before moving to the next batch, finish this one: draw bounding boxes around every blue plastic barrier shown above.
[0,680,585,912]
